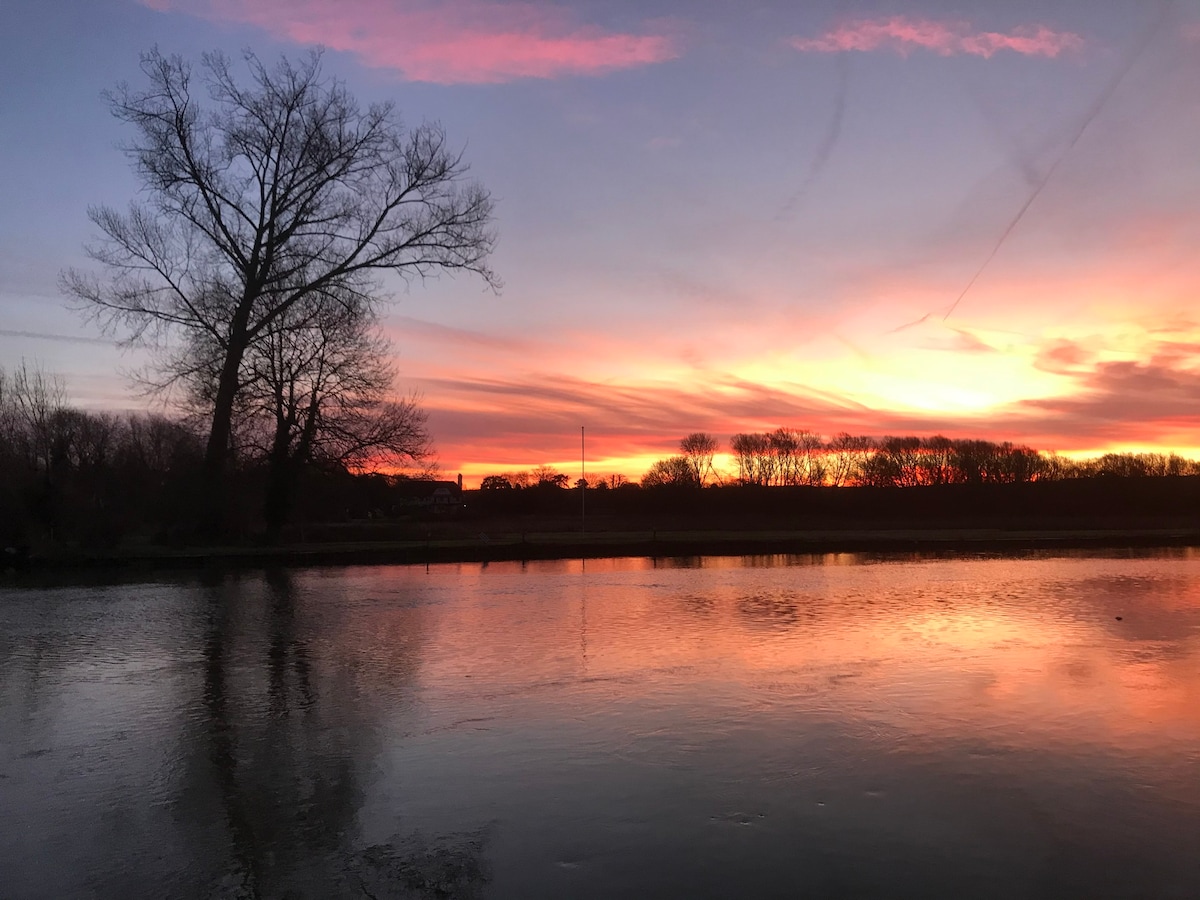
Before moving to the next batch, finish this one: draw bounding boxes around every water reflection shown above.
[0,570,491,899]
[1,552,1199,898]
[737,589,805,630]
[195,569,363,897]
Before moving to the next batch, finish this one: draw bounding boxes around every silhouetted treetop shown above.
[63,48,497,532]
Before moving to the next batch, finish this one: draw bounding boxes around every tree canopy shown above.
[64,48,496,530]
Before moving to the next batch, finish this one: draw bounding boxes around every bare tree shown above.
[531,465,569,488]
[49,409,123,473]
[730,432,775,486]
[0,368,13,461]
[679,432,718,486]
[795,429,827,485]
[859,436,923,487]
[920,435,958,485]
[205,285,431,533]
[8,362,67,478]
[768,428,800,485]
[507,470,533,489]
[642,456,699,487]
[825,433,874,486]
[479,475,514,490]
[63,49,496,527]
[988,443,1046,482]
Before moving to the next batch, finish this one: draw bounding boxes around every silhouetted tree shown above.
[768,427,826,485]
[1089,452,1200,478]
[508,471,533,489]
[679,432,719,486]
[730,432,774,485]
[64,49,496,531]
[578,472,629,490]
[531,465,568,487]
[826,432,874,486]
[859,436,923,487]
[642,455,699,487]
[768,428,800,485]
[186,282,430,535]
[920,435,957,484]
[8,362,66,479]
[990,442,1045,482]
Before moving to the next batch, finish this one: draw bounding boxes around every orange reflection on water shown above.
[384,553,1200,757]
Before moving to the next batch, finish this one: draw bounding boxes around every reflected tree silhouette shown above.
[265,568,315,718]
[195,571,490,899]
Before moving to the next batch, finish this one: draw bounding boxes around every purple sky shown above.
[3,0,1200,483]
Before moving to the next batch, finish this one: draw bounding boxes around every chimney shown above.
[457,473,463,491]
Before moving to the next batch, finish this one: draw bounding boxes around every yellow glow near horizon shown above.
[417,267,1200,485]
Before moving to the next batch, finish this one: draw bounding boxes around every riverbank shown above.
[12,526,1200,574]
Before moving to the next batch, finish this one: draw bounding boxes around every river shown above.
[2,550,1199,898]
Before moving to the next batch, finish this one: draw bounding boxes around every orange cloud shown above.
[791,16,1084,59]
[1016,354,1200,444]
[144,0,679,83]
[414,330,1200,479]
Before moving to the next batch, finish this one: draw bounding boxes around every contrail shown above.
[886,312,932,334]
[963,77,1043,190]
[0,328,116,346]
[778,52,850,220]
[942,4,1170,322]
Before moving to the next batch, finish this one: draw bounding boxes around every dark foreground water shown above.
[2,551,1200,899]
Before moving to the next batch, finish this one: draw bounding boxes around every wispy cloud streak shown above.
[791,17,1084,58]
[143,0,679,83]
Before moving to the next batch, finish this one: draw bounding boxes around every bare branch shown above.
[63,48,496,505]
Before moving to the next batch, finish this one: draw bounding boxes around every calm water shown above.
[2,551,1199,899]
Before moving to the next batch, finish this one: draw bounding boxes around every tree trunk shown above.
[264,389,321,542]
[263,419,295,543]
[200,316,251,538]
[262,458,294,543]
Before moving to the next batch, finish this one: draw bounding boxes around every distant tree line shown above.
[478,430,1200,492]
[480,467,628,491]
[0,363,205,548]
[698,430,1199,488]
[0,363,437,551]
[9,367,1198,552]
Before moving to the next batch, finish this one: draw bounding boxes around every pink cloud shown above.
[144,0,678,83]
[791,16,1084,59]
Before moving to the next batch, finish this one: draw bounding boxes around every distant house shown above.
[391,478,464,515]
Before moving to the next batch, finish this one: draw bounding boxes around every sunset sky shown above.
[3,0,1200,485]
